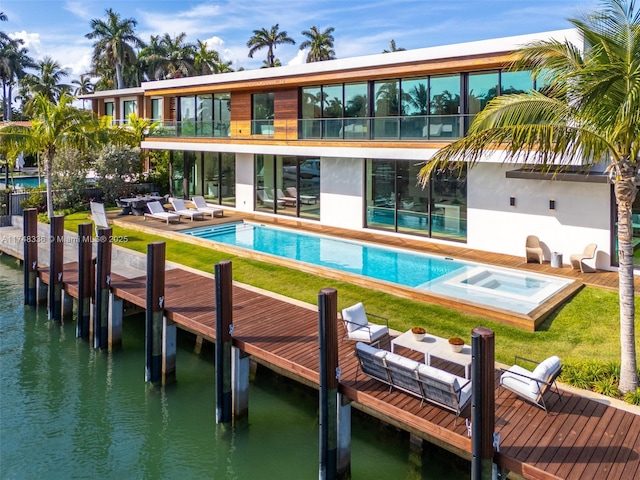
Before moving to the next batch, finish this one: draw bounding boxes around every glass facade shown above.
[253,93,274,135]
[123,100,137,123]
[255,155,320,220]
[104,101,114,124]
[200,152,235,205]
[366,159,467,241]
[176,94,231,137]
[151,98,162,122]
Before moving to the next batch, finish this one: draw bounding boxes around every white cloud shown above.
[9,31,42,54]
[287,49,306,66]
[63,1,94,21]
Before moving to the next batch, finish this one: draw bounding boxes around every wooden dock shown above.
[38,261,640,480]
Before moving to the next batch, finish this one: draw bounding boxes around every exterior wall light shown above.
[549,199,556,210]
[509,196,516,207]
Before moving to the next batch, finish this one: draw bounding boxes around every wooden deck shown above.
[40,263,640,480]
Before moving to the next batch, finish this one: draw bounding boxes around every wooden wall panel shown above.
[232,92,252,121]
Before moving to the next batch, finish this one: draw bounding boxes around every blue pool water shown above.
[184,222,572,314]
[1,176,44,189]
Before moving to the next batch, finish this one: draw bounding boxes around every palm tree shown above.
[299,26,336,62]
[0,93,100,218]
[21,56,70,104]
[0,37,35,120]
[85,8,144,89]
[158,33,196,79]
[247,24,295,68]
[382,39,406,53]
[71,75,94,109]
[418,0,639,393]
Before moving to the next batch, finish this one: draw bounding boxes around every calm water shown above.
[0,255,468,479]
[0,176,44,189]
[184,222,571,314]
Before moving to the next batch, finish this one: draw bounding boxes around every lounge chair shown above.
[275,188,297,206]
[170,198,205,221]
[90,201,109,235]
[145,201,180,224]
[192,196,224,218]
[570,243,597,273]
[340,302,389,349]
[256,189,285,207]
[525,235,544,264]
[286,186,317,205]
[500,355,562,413]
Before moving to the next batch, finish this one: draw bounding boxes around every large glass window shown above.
[150,98,162,122]
[199,152,235,205]
[123,100,137,124]
[253,93,274,135]
[301,87,322,138]
[214,93,231,137]
[467,71,499,118]
[344,82,367,138]
[104,101,114,124]
[322,84,343,138]
[256,155,320,219]
[365,159,466,241]
[430,75,461,138]
[501,70,533,95]
[400,77,428,138]
[179,96,196,136]
[374,80,400,138]
[196,94,213,136]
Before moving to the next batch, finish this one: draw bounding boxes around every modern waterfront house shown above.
[82,28,623,272]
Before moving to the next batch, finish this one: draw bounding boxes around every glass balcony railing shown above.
[146,115,468,141]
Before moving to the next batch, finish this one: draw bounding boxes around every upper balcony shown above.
[148,114,474,142]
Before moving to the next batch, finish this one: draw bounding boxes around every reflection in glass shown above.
[322,85,343,138]
[501,70,533,95]
[401,77,428,138]
[253,93,274,135]
[430,75,460,138]
[374,80,400,138]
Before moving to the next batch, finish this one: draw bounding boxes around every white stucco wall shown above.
[467,164,613,270]
[319,157,365,229]
[234,153,254,213]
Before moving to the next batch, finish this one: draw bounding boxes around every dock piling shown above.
[319,287,344,480]
[471,327,495,480]
[215,260,233,425]
[48,215,64,321]
[162,315,177,385]
[108,293,123,351]
[23,208,38,306]
[77,223,93,339]
[145,242,165,383]
[94,227,112,349]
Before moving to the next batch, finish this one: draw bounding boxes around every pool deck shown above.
[106,208,632,331]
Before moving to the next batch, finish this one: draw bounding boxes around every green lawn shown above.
[63,212,638,368]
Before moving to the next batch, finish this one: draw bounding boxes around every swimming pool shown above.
[0,176,44,189]
[183,222,573,315]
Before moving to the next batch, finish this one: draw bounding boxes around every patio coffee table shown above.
[391,330,472,379]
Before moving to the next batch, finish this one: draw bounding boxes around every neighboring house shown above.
[82,28,624,271]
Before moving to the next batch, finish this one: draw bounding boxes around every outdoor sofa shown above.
[355,342,472,423]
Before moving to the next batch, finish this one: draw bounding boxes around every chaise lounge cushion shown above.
[342,302,368,333]
[530,355,561,395]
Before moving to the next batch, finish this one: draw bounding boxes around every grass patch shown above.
[64,212,638,380]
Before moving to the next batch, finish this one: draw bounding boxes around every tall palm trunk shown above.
[613,158,639,393]
[115,62,124,90]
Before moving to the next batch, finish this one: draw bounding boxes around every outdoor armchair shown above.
[500,355,562,413]
[340,302,389,349]
[570,243,597,273]
[525,235,543,264]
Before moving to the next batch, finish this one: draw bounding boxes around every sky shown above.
[2,0,597,84]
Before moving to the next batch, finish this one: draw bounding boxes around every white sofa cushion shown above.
[348,324,387,342]
[342,303,368,333]
[385,351,421,371]
[529,356,561,394]
[356,341,388,360]
[501,365,538,401]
